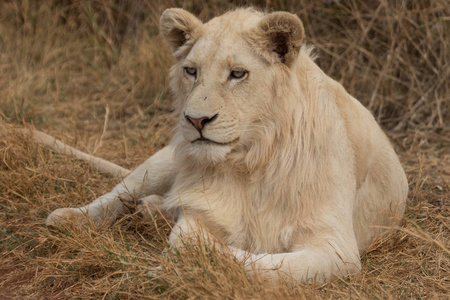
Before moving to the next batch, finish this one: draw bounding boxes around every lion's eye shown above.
[184,67,197,77]
[230,70,247,79]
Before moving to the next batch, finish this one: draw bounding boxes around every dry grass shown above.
[0,0,449,299]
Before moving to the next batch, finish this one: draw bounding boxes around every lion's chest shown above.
[221,207,297,254]
[169,176,298,254]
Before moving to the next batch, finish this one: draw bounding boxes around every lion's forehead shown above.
[188,36,247,65]
[206,8,262,33]
[186,10,262,65]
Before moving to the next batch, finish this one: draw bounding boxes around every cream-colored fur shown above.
[46,8,408,282]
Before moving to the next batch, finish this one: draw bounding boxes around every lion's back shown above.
[330,79,408,251]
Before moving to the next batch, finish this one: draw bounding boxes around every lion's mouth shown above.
[192,136,238,146]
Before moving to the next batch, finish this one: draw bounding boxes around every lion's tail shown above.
[25,128,131,178]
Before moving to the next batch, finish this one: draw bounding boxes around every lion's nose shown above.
[185,114,218,132]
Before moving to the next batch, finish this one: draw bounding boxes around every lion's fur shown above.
[46,8,408,281]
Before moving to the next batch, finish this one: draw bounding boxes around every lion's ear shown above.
[249,12,304,67]
[160,8,203,54]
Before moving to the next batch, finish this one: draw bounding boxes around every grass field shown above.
[1,1,449,299]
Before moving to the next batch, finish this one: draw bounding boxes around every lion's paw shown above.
[45,207,89,228]
[136,195,163,220]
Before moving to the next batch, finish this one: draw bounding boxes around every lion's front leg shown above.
[160,215,361,282]
[146,214,219,278]
[46,141,178,228]
[230,234,361,282]
[167,214,214,246]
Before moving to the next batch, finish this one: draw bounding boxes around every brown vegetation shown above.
[1,0,448,298]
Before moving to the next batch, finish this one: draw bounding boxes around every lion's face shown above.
[177,21,273,163]
[161,9,304,163]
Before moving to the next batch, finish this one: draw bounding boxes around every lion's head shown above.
[160,8,305,165]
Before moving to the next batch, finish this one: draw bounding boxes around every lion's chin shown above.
[185,141,232,164]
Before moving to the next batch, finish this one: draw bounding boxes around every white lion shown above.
[46,8,408,281]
